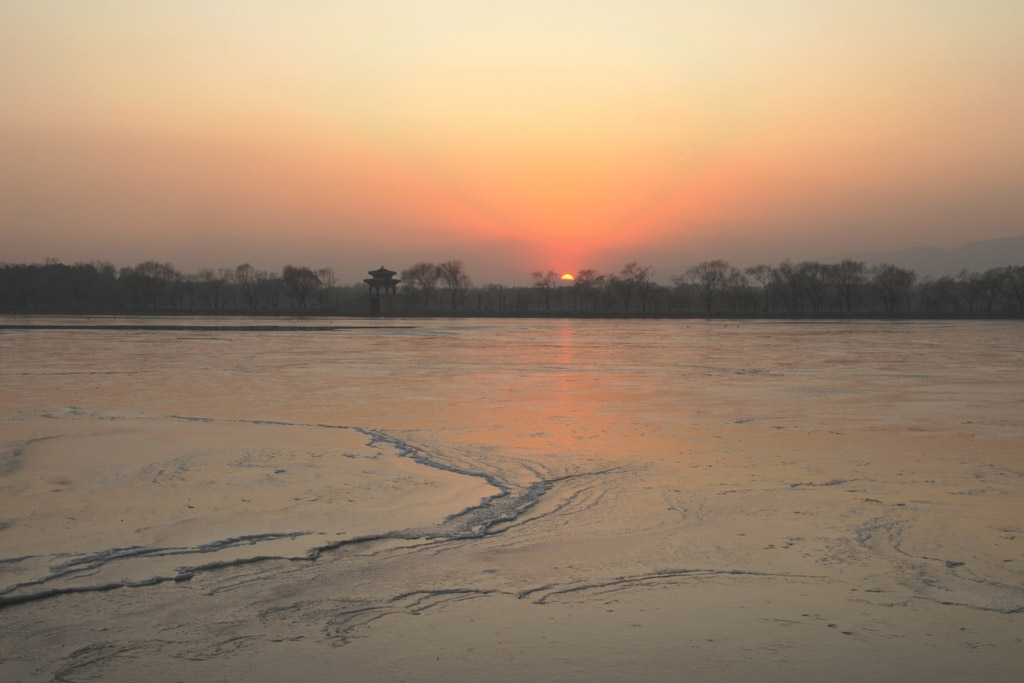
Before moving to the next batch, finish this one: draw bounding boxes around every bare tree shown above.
[685,260,731,312]
[609,262,653,313]
[256,269,282,310]
[956,269,983,314]
[532,270,560,311]
[773,260,802,313]
[745,264,774,312]
[723,268,751,312]
[282,265,322,310]
[439,260,472,311]
[632,264,657,312]
[827,259,867,314]
[401,262,443,306]
[1004,265,1024,313]
[917,275,960,313]
[132,260,178,309]
[233,263,260,310]
[795,261,830,313]
[196,268,228,311]
[316,267,337,309]
[873,263,917,313]
[478,283,508,312]
[976,267,1008,314]
[573,269,604,312]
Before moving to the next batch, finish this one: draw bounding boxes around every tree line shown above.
[674,259,1024,316]
[0,260,357,313]
[1,256,1023,316]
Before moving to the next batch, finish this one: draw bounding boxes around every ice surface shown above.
[1,318,1022,681]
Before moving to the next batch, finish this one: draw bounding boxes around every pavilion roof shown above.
[364,266,400,286]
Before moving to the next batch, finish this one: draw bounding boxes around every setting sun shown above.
[560,273,574,281]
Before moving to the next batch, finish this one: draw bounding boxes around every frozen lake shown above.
[1,317,1022,681]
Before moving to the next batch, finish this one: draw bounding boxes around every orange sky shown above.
[2,1,1022,284]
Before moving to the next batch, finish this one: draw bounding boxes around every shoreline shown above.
[2,312,1024,328]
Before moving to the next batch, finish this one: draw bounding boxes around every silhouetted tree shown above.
[611,262,653,313]
[632,264,657,312]
[131,260,178,309]
[532,270,560,311]
[256,270,283,310]
[439,260,471,311]
[514,286,532,312]
[827,259,867,314]
[316,268,337,309]
[745,264,774,312]
[917,276,960,313]
[74,261,117,309]
[955,269,983,314]
[0,259,116,310]
[976,267,1007,314]
[234,263,260,310]
[401,262,443,306]
[685,260,731,312]
[772,260,802,313]
[281,265,320,310]
[872,264,917,313]
[572,269,605,312]
[1004,265,1024,313]
[477,283,508,312]
[196,268,228,311]
[723,268,752,312]
[793,261,829,313]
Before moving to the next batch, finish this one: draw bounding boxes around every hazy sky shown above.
[2,1,1022,284]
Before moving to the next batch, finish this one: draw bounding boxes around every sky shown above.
[2,1,1023,285]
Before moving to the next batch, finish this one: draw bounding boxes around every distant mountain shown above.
[826,235,1024,278]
